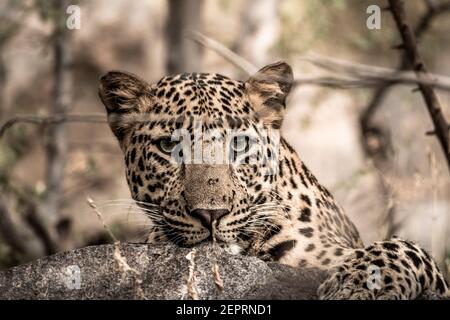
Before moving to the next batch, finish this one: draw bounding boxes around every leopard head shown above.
[98,62,293,253]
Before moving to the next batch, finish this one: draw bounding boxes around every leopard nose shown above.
[190,209,229,230]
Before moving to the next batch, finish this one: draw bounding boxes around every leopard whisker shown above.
[95,198,161,206]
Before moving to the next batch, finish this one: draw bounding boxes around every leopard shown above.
[98,61,449,300]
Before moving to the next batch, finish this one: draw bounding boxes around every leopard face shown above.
[99,62,293,252]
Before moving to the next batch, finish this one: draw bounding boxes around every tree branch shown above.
[0,195,33,257]
[389,0,450,172]
[297,54,450,90]
[358,0,450,238]
[1,177,60,256]
[361,0,450,137]
[189,31,258,75]
[41,0,75,229]
[0,113,106,138]
[23,202,59,255]
[165,1,205,74]
[190,32,450,91]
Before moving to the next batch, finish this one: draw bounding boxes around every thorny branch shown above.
[360,0,450,238]
[389,0,450,172]
[360,0,450,153]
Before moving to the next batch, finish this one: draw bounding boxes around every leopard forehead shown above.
[150,72,253,121]
[100,61,293,143]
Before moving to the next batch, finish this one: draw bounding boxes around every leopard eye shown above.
[157,137,178,155]
[231,135,250,154]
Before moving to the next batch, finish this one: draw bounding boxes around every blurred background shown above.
[0,0,449,278]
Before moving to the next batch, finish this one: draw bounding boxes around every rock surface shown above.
[0,243,325,300]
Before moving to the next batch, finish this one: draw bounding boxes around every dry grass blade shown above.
[212,262,223,292]
[212,220,224,292]
[86,196,118,242]
[113,243,138,275]
[112,242,146,299]
[186,247,199,300]
[87,197,146,299]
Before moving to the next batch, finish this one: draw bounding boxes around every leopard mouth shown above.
[151,207,256,248]
[192,236,243,255]
[171,227,238,248]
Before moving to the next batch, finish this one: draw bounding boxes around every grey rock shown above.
[0,243,325,300]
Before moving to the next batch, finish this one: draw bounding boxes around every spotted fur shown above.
[99,62,449,300]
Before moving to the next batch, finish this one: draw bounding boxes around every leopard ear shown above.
[98,71,154,142]
[245,61,293,128]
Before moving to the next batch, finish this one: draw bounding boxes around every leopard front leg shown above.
[318,238,449,300]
